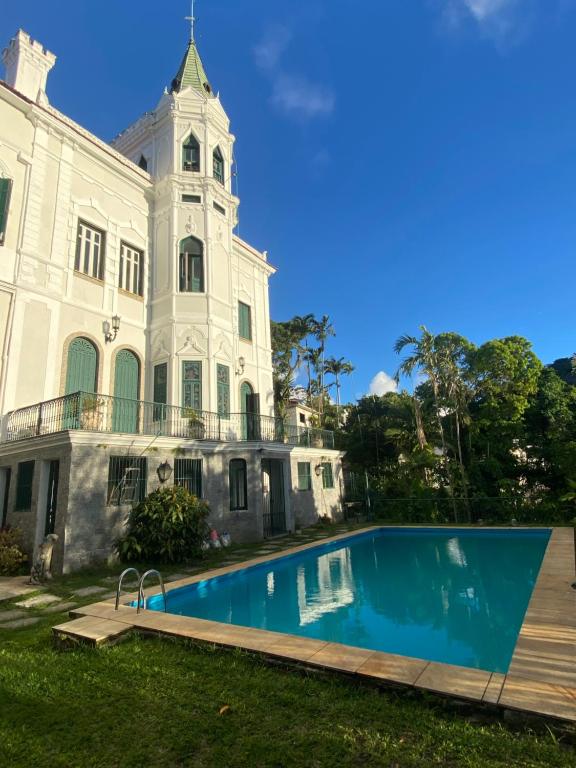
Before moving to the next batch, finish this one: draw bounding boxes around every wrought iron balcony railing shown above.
[3,391,335,449]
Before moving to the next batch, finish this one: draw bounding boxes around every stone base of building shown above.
[0,431,344,575]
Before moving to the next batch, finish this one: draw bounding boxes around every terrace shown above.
[2,391,335,449]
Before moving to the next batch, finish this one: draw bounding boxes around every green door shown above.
[112,350,139,433]
[64,338,98,429]
[65,338,97,394]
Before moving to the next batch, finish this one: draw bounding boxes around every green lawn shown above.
[0,616,574,768]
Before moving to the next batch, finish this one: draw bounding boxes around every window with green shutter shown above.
[153,363,168,421]
[238,302,252,341]
[217,364,230,418]
[0,178,12,246]
[15,461,34,511]
[297,462,312,491]
[182,361,202,410]
[322,462,334,489]
[229,459,247,510]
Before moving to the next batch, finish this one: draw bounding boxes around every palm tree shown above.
[324,356,354,427]
[312,315,335,421]
[394,326,458,519]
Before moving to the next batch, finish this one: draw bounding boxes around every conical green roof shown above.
[171,40,213,96]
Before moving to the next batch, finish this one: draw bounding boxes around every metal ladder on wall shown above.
[114,568,167,613]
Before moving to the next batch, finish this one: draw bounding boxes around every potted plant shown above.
[80,394,105,431]
[183,407,205,439]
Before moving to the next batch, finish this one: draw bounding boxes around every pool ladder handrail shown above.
[115,567,141,611]
[137,569,167,614]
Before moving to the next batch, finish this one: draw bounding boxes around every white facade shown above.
[0,30,275,418]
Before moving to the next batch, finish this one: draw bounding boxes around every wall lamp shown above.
[314,463,324,477]
[236,356,245,376]
[157,461,173,484]
[103,315,121,343]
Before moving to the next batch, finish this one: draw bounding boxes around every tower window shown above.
[213,202,226,216]
[182,194,202,204]
[183,135,200,172]
[179,236,204,292]
[138,155,148,171]
[213,146,224,185]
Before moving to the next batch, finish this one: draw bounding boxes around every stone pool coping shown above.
[68,526,576,723]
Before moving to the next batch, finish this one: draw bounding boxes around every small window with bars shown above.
[75,221,105,281]
[174,458,202,498]
[119,242,143,296]
[321,462,334,489]
[297,462,312,491]
[0,177,13,246]
[213,146,224,185]
[238,302,252,341]
[15,460,34,511]
[229,458,247,510]
[107,456,147,506]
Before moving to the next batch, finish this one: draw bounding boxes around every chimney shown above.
[2,30,56,105]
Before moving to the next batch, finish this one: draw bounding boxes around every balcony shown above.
[3,391,335,449]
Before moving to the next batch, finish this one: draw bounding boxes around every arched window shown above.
[0,174,13,247]
[213,146,224,185]
[183,134,200,172]
[65,337,98,395]
[179,236,204,293]
[229,459,247,510]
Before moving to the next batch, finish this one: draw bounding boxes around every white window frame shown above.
[119,242,143,296]
[75,221,105,281]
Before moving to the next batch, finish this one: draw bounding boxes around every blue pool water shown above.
[147,528,550,673]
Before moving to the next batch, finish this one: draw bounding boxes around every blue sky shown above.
[2,1,576,403]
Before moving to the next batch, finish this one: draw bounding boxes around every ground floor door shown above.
[262,459,286,537]
[112,350,140,433]
[45,460,59,536]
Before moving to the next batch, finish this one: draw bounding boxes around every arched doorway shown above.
[65,337,98,394]
[240,382,260,440]
[112,349,140,433]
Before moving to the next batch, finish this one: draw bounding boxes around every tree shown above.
[311,314,335,420]
[324,356,354,426]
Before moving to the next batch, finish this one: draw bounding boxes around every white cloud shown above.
[464,0,514,21]
[368,372,398,397]
[253,28,335,121]
[440,0,531,45]
[271,75,335,120]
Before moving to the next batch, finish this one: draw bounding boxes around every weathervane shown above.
[185,0,196,43]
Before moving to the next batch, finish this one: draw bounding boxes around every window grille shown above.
[174,458,202,498]
[107,456,147,506]
[119,242,143,296]
[75,221,105,280]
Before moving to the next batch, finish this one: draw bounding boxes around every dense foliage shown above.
[341,328,576,523]
[116,485,210,563]
[0,527,26,575]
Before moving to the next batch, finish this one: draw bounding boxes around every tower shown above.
[112,34,275,420]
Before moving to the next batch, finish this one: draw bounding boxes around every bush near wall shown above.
[115,486,210,564]
[0,528,27,575]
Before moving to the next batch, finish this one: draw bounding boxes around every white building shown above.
[0,27,344,573]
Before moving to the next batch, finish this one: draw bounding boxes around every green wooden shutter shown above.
[65,338,98,394]
[191,255,203,292]
[153,363,168,422]
[182,361,202,410]
[239,302,251,340]
[217,364,230,418]
[112,350,140,433]
[0,179,12,246]
[15,461,34,511]
[322,462,334,489]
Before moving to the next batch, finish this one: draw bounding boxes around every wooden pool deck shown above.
[56,526,576,723]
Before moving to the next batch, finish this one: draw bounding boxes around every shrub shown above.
[0,528,27,575]
[115,485,210,564]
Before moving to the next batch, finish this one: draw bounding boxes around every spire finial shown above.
[185,0,196,43]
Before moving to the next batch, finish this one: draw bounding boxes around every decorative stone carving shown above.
[176,326,207,355]
[151,330,170,358]
[214,333,232,361]
[29,533,59,584]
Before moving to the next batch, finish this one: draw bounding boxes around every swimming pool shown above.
[145,528,551,673]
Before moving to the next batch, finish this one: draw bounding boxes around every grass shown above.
[0,525,574,767]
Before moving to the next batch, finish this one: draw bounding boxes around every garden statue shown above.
[29,533,59,584]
